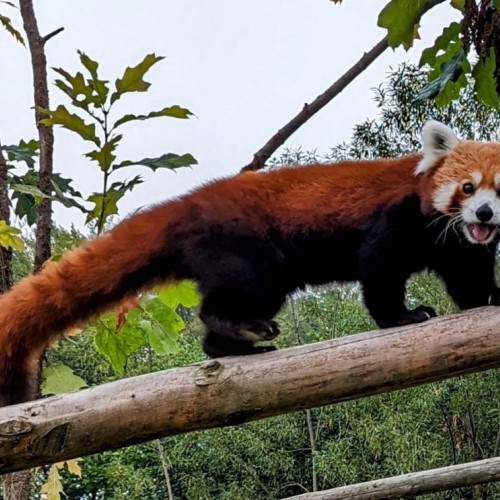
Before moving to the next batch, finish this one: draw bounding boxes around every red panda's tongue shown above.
[468,223,492,242]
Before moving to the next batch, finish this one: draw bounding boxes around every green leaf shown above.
[3,139,39,168]
[113,105,194,129]
[39,105,101,145]
[494,0,500,9]
[110,53,165,105]
[94,312,147,373]
[0,220,24,251]
[85,176,143,227]
[0,14,25,46]
[85,192,120,225]
[40,464,64,500]
[147,320,179,355]
[11,190,36,225]
[8,169,40,224]
[11,183,50,202]
[414,48,467,103]
[114,153,197,172]
[41,363,88,396]
[419,22,461,68]
[157,280,201,309]
[472,49,500,109]
[377,0,426,49]
[143,298,185,355]
[435,74,467,107]
[78,50,109,106]
[451,0,465,11]
[53,69,101,110]
[85,135,122,172]
[51,175,87,213]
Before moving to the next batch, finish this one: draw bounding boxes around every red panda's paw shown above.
[397,305,437,326]
[202,330,277,358]
[377,306,437,329]
[240,319,280,342]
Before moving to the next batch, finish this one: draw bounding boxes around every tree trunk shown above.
[19,0,54,272]
[0,137,13,292]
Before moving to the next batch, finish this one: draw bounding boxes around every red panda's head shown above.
[417,120,500,245]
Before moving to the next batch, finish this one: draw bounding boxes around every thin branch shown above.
[156,440,174,500]
[306,409,318,492]
[436,399,457,464]
[241,0,446,172]
[42,26,64,44]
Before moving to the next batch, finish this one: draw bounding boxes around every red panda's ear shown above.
[415,120,459,176]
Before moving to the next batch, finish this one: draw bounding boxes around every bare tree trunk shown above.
[19,0,55,272]
[0,137,13,292]
[241,0,446,172]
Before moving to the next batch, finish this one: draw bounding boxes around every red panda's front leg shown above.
[431,242,500,310]
[361,274,437,328]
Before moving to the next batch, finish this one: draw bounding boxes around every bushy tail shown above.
[0,201,182,406]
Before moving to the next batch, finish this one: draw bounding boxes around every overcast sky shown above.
[0,0,460,228]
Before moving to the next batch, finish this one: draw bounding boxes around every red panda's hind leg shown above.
[186,231,290,357]
[200,303,283,358]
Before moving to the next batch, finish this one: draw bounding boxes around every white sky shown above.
[0,0,460,229]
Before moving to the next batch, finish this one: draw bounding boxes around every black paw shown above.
[240,319,280,341]
[413,305,437,319]
[251,345,278,354]
[377,306,437,328]
[395,305,437,326]
[202,331,277,358]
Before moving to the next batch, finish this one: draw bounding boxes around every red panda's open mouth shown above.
[465,223,497,244]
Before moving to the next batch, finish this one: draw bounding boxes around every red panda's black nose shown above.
[476,204,494,222]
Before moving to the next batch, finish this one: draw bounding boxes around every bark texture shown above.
[19,0,54,271]
[1,307,500,473]
[285,457,500,499]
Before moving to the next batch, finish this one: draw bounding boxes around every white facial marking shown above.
[461,188,500,225]
[415,120,460,175]
[433,181,458,212]
[471,171,483,186]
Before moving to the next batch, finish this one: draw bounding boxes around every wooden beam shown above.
[2,306,500,473]
[284,456,500,499]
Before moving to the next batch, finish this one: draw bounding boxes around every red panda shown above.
[0,120,499,407]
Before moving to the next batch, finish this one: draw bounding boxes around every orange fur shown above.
[0,153,431,405]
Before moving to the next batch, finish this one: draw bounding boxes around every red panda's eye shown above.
[462,182,474,194]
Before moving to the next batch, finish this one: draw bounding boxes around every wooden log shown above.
[2,306,500,473]
[284,456,500,499]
